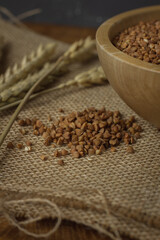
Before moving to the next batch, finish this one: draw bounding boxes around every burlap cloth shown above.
[0,18,160,240]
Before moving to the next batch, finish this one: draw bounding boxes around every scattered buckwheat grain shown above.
[57,159,64,166]
[19,128,27,135]
[26,140,32,146]
[7,142,14,149]
[17,143,23,149]
[14,107,142,159]
[127,146,134,154]
[40,155,48,160]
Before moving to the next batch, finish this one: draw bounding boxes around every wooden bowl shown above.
[96,5,160,128]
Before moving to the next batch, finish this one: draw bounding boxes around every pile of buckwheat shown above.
[7,107,142,163]
[113,20,160,64]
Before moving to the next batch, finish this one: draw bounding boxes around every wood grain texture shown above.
[0,23,131,240]
[96,5,160,128]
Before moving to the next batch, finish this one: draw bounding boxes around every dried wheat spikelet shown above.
[0,42,56,92]
[0,63,52,102]
[64,36,96,61]
[55,66,107,88]
[0,66,107,110]
[0,37,96,102]
[54,36,96,73]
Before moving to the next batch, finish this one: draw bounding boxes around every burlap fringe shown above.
[0,187,122,240]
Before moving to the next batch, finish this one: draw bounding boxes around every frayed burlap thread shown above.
[0,17,160,240]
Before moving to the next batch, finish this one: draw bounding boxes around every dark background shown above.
[1,0,160,27]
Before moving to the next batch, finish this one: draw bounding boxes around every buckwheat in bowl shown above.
[96,5,160,128]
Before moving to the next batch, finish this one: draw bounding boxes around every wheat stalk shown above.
[0,42,56,92]
[0,36,96,103]
[0,66,107,110]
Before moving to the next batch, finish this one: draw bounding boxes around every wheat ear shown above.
[0,42,56,92]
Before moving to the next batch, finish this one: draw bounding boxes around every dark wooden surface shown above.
[26,22,96,43]
[0,23,130,240]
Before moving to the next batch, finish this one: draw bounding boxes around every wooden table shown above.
[0,23,130,240]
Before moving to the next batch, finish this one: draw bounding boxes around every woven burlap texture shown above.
[0,18,160,240]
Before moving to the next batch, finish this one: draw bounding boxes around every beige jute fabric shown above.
[0,18,160,240]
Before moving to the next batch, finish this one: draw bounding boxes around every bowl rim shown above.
[96,5,160,73]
